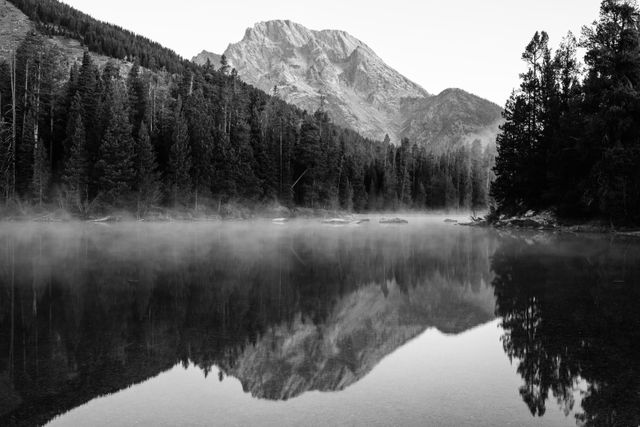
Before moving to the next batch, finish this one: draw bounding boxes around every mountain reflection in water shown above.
[0,220,639,426]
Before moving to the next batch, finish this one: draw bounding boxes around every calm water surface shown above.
[0,217,639,426]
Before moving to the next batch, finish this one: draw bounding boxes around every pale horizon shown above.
[58,0,601,104]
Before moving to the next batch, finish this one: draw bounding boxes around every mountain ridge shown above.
[194,20,502,148]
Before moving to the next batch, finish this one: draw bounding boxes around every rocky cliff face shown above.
[195,20,503,148]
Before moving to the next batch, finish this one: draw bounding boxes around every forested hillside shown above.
[491,0,640,225]
[0,0,493,216]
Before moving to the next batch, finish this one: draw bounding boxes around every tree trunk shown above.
[279,119,283,198]
[34,55,41,148]
[10,51,17,200]
[34,56,43,204]
[22,58,29,140]
[49,103,54,170]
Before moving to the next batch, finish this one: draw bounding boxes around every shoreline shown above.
[459,211,640,237]
[0,204,475,224]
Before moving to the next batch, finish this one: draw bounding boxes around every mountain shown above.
[193,50,221,68]
[195,20,503,148]
[400,88,503,148]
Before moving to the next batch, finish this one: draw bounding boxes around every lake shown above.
[0,217,639,426]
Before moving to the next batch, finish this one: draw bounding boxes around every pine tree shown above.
[398,139,414,207]
[134,122,160,215]
[0,117,12,201]
[491,31,556,215]
[471,140,488,212]
[127,61,149,137]
[294,116,322,206]
[185,90,214,208]
[383,147,399,210]
[219,55,230,76]
[32,138,50,205]
[168,98,192,205]
[63,111,89,210]
[77,51,100,158]
[546,32,584,215]
[95,81,135,204]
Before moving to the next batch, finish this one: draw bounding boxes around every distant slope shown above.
[5,0,190,74]
[0,1,32,61]
[401,89,503,151]
[0,2,145,79]
[195,20,503,148]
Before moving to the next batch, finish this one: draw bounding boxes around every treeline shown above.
[491,0,640,225]
[0,1,494,215]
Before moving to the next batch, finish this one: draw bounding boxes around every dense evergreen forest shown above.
[491,0,640,225]
[0,0,492,217]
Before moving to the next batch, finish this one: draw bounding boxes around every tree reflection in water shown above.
[492,233,640,426]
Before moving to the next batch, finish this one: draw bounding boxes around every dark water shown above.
[0,218,639,427]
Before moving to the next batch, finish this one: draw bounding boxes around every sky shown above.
[60,0,604,105]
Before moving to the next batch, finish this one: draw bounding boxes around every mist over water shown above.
[0,217,639,426]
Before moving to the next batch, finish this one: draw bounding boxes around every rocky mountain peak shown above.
[192,50,222,67]
[194,20,501,148]
[243,20,311,46]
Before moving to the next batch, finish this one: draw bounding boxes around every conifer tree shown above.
[185,90,214,208]
[63,111,89,210]
[134,122,160,214]
[0,117,12,201]
[95,81,135,203]
[127,61,149,137]
[219,55,230,76]
[168,98,192,205]
[32,139,50,205]
[294,116,322,206]
[77,51,100,157]
[491,31,556,215]
[471,140,488,212]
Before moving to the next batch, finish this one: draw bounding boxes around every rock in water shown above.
[380,218,409,224]
[322,218,351,225]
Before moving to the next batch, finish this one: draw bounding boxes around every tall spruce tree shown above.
[31,138,50,205]
[491,31,557,215]
[134,122,160,214]
[168,97,192,205]
[0,117,12,201]
[185,90,214,208]
[127,61,149,137]
[95,80,135,204]
[77,51,100,161]
[63,110,89,210]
